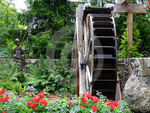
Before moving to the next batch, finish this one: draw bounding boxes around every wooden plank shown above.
[75,30,79,97]
[115,75,122,101]
[114,4,147,14]
[89,14,94,95]
[76,7,79,97]
[85,72,89,94]
[115,0,132,4]
[77,4,86,95]
[115,82,122,101]
[86,65,92,84]
[84,21,87,55]
[127,12,133,57]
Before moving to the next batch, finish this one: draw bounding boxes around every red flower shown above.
[40,100,47,107]
[27,92,32,95]
[48,96,52,99]
[0,89,6,95]
[82,93,86,96]
[51,104,53,106]
[2,110,6,113]
[110,105,115,110]
[53,96,57,98]
[64,94,68,97]
[32,98,40,103]
[105,100,110,103]
[39,91,45,98]
[48,96,58,99]
[19,92,23,95]
[80,105,86,108]
[30,104,36,111]
[90,96,94,100]
[92,97,99,103]
[27,102,31,106]
[91,106,97,112]
[81,97,86,103]
[0,98,5,102]
[67,101,72,105]
[112,101,118,107]
[4,95,9,101]
[86,92,92,99]
[106,104,109,107]
[147,1,150,9]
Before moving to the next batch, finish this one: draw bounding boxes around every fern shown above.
[22,55,62,91]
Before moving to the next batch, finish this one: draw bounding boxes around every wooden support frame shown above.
[116,0,132,4]
[114,4,147,13]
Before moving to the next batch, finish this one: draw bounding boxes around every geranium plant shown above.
[146,0,150,13]
[0,89,132,113]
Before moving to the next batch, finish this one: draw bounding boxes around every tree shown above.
[17,0,76,58]
[0,0,26,58]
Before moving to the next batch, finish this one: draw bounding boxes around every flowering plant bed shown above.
[0,89,131,113]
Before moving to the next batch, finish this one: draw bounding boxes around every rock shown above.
[122,74,150,113]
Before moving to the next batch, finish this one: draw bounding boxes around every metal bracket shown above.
[80,61,86,70]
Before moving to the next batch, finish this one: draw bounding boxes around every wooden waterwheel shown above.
[75,4,118,100]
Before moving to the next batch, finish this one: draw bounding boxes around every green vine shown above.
[118,22,143,59]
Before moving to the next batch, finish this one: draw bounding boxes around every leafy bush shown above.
[0,61,23,93]
[0,89,132,113]
[23,54,71,92]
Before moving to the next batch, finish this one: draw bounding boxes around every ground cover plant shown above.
[0,88,132,113]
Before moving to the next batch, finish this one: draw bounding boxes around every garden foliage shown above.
[0,61,23,93]
[0,88,132,113]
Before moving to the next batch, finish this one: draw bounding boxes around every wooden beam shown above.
[127,12,133,57]
[115,0,131,4]
[114,4,147,13]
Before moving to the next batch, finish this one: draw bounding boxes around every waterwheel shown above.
[75,4,118,100]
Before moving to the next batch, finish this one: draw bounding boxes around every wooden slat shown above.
[86,65,92,84]
[94,68,116,71]
[115,0,132,4]
[127,12,133,57]
[84,21,87,55]
[89,14,94,94]
[115,82,122,101]
[76,4,86,95]
[91,14,111,17]
[94,46,115,48]
[94,57,116,59]
[93,79,115,82]
[93,27,114,30]
[114,4,147,14]
[93,89,115,92]
[94,36,115,39]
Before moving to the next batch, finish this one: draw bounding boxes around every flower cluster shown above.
[0,89,9,102]
[0,89,132,113]
[105,100,118,110]
[27,86,36,91]
[146,0,150,13]
[146,1,150,9]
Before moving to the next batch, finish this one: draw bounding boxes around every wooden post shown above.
[127,12,133,57]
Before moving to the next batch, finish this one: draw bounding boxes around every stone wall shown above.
[118,58,150,92]
[0,58,59,72]
[118,58,150,113]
